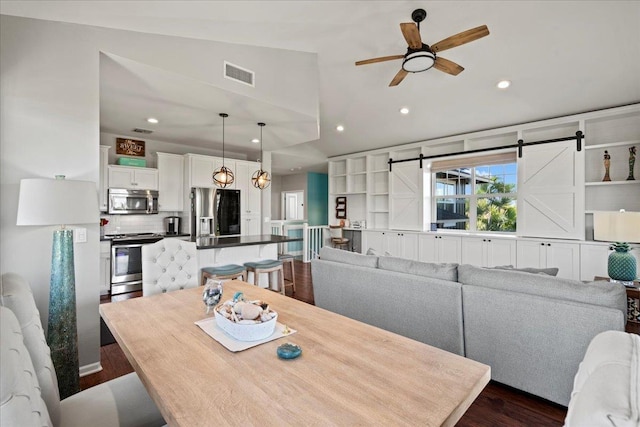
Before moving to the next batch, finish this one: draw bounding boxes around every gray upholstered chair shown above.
[0,272,165,427]
[142,238,198,296]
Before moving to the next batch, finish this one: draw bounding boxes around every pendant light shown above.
[213,113,234,187]
[252,122,271,189]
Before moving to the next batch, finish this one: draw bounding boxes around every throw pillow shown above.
[319,246,378,268]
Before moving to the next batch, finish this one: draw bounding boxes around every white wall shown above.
[1,15,317,370]
[278,173,308,220]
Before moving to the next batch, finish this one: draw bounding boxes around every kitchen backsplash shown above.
[100,212,185,235]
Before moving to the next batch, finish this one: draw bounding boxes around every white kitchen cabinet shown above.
[461,236,516,267]
[188,154,215,188]
[418,234,461,264]
[100,241,111,296]
[235,161,262,216]
[108,165,158,190]
[362,230,385,254]
[156,152,184,211]
[384,232,419,260]
[99,145,110,211]
[242,214,261,236]
[516,239,580,280]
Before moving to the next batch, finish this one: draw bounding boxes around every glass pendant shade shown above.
[252,169,271,189]
[213,113,234,187]
[213,165,234,188]
[252,122,271,190]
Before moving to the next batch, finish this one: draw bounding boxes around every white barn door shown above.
[517,140,584,239]
[389,162,424,231]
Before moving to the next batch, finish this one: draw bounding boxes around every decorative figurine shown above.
[603,150,611,182]
[627,146,636,181]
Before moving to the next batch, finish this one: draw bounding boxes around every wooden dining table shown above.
[100,281,490,426]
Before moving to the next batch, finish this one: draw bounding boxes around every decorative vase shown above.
[608,242,637,282]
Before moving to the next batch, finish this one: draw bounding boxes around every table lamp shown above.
[16,176,98,399]
[593,210,640,284]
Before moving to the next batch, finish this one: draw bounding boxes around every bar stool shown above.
[243,260,285,294]
[278,254,296,294]
[201,264,247,286]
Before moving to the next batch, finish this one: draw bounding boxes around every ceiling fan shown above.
[355,9,489,86]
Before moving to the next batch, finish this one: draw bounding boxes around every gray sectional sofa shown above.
[311,246,627,406]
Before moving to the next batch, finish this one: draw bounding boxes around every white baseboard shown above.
[79,362,103,377]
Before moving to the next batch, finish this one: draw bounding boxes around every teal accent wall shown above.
[307,172,328,226]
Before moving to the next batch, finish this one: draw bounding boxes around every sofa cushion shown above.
[378,256,458,282]
[564,331,640,427]
[493,265,559,276]
[319,246,378,268]
[458,264,626,313]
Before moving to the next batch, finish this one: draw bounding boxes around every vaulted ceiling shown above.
[2,1,639,174]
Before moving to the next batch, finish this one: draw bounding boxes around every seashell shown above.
[241,303,263,320]
[238,319,258,324]
[234,301,246,314]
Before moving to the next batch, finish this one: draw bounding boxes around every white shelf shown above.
[370,169,389,174]
[585,139,640,150]
[349,171,367,176]
[369,192,389,196]
[332,173,347,177]
[585,180,640,186]
[369,209,389,213]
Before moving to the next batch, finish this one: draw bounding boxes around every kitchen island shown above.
[195,234,302,288]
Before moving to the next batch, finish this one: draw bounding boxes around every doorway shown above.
[282,191,304,220]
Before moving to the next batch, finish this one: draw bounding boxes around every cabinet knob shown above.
[483,239,486,242]
[488,240,492,242]
[541,243,545,246]
[547,243,551,246]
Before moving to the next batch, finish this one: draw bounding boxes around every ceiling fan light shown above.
[402,50,435,73]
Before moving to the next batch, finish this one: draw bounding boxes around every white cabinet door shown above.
[108,165,158,190]
[190,156,216,188]
[517,239,580,280]
[518,140,584,239]
[580,243,610,281]
[419,234,461,263]
[134,168,159,190]
[461,237,485,266]
[157,153,184,211]
[546,241,580,280]
[402,233,419,261]
[235,161,262,216]
[362,230,385,254]
[242,214,261,236]
[485,238,517,267]
[99,146,110,211]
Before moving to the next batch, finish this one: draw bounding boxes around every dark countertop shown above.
[194,234,302,249]
[100,232,190,242]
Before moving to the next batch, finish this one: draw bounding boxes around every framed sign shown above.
[116,138,146,157]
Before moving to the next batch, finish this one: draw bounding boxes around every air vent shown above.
[132,128,153,134]
[224,61,255,87]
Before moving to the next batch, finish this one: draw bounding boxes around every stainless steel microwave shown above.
[108,188,159,215]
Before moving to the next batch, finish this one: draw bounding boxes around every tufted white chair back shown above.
[1,306,53,427]
[142,238,199,296]
[1,273,61,425]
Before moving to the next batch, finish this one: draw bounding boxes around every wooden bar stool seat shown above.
[201,264,247,286]
[278,254,296,294]
[244,260,286,294]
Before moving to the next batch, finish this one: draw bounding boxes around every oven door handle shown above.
[112,243,144,249]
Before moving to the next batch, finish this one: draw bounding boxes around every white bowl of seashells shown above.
[214,296,278,341]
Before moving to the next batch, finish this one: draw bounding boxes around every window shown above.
[432,153,517,233]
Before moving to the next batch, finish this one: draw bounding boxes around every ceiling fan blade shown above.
[389,69,408,87]
[431,25,490,53]
[400,23,422,49]
[434,57,465,76]
[355,55,404,66]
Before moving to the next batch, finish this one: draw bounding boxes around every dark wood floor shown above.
[87,260,570,426]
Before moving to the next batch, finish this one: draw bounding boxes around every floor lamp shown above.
[16,176,98,399]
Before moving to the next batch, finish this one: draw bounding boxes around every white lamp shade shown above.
[17,178,98,226]
[593,211,640,243]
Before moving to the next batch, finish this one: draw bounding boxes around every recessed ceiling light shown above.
[251,138,260,144]
[399,107,410,115]
[146,117,159,124]
[336,125,345,132]
[496,80,511,89]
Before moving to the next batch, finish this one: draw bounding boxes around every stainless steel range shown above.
[107,233,164,295]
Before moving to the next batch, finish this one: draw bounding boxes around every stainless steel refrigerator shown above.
[191,188,241,236]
